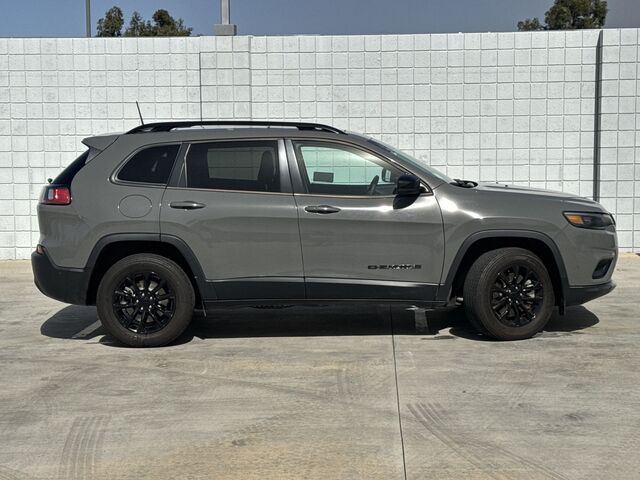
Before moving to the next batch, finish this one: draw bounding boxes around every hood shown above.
[476,183,583,200]
[471,182,607,212]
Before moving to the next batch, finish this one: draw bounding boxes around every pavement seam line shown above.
[390,305,408,480]
[71,320,102,339]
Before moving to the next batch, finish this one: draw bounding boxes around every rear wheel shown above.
[463,248,555,340]
[96,254,195,347]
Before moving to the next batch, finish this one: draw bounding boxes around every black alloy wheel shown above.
[463,247,555,341]
[112,272,176,334]
[489,264,544,327]
[97,254,195,347]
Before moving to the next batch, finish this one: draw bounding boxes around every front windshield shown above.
[366,138,453,184]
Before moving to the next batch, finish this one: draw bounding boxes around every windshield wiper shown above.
[451,178,478,188]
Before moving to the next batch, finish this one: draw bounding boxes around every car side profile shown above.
[32,121,617,347]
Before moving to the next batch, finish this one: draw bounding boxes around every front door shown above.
[161,138,304,300]
[288,139,444,301]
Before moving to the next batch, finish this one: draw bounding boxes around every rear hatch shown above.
[36,135,119,264]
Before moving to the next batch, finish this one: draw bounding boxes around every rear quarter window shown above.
[53,150,90,185]
[117,144,180,185]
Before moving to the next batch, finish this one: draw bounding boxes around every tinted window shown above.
[293,141,404,196]
[54,150,89,186]
[117,144,180,184]
[185,141,280,192]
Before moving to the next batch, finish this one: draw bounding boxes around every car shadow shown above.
[432,305,600,341]
[40,303,600,347]
[40,305,106,340]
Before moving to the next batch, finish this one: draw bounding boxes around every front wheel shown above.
[463,248,555,340]
[96,254,195,347]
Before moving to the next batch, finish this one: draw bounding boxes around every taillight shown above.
[40,186,71,205]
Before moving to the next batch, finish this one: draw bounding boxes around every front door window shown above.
[292,141,405,196]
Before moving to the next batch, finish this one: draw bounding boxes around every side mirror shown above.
[381,167,392,183]
[396,174,422,196]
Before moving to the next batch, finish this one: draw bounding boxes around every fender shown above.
[84,232,216,301]
[437,229,569,309]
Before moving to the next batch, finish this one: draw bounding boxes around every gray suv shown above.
[32,121,617,347]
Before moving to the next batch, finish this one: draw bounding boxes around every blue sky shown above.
[1,0,639,37]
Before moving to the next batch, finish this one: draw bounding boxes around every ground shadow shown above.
[40,305,105,340]
[40,302,600,347]
[446,305,600,341]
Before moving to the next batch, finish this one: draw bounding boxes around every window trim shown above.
[111,142,183,188]
[286,138,432,198]
[170,138,292,195]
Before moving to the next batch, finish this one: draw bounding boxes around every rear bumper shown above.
[565,281,615,307]
[31,250,89,305]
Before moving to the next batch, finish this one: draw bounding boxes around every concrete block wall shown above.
[0,30,638,259]
[598,29,639,252]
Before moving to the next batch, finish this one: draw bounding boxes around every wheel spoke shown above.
[511,264,520,281]
[151,280,166,293]
[122,306,140,328]
[491,297,508,310]
[123,276,135,289]
[491,285,508,294]
[113,301,134,309]
[495,305,509,320]
[521,304,535,320]
[137,310,148,333]
[147,309,159,324]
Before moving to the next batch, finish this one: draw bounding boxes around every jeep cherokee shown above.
[32,121,617,347]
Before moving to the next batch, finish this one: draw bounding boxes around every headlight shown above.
[563,212,615,229]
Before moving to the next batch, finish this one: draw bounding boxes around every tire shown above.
[463,248,555,341]
[96,254,195,347]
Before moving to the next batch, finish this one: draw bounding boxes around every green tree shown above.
[517,0,607,31]
[98,6,193,37]
[96,6,124,37]
[151,9,193,36]
[124,12,153,37]
[517,18,544,31]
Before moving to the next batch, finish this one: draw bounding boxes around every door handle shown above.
[169,201,206,210]
[304,205,341,214]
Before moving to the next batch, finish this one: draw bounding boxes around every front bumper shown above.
[565,281,616,307]
[31,250,89,305]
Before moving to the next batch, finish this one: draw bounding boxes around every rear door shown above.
[160,138,304,300]
[287,138,444,301]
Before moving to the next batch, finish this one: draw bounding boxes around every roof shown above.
[126,121,345,135]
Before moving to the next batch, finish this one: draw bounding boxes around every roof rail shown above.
[126,121,345,135]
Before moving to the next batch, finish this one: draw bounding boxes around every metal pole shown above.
[85,0,91,37]
[221,0,230,24]
[214,0,237,35]
[592,30,603,202]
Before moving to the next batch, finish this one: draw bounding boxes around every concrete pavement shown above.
[0,255,639,479]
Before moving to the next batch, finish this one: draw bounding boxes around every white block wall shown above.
[0,30,639,259]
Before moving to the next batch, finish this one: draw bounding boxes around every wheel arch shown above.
[85,233,213,305]
[439,230,568,312]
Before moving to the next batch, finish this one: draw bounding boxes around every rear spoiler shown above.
[82,134,120,154]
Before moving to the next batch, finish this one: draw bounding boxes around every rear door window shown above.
[117,144,180,185]
[184,141,280,193]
